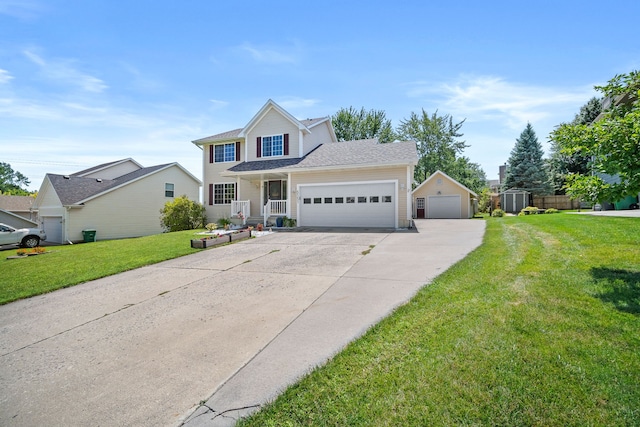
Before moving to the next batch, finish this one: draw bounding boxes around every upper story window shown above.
[256,134,289,158]
[262,135,283,157]
[210,142,240,163]
[165,183,174,197]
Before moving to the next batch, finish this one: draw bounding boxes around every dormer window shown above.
[262,135,283,157]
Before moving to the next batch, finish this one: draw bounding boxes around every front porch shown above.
[230,199,290,227]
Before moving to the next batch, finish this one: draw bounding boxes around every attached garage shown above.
[412,170,477,219]
[298,181,397,227]
[42,216,63,244]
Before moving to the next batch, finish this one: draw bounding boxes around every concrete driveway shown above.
[0,219,485,427]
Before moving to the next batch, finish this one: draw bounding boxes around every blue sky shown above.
[1,0,639,191]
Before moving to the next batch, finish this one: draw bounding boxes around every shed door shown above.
[299,182,396,227]
[427,195,462,219]
[416,198,425,218]
[43,216,63,243]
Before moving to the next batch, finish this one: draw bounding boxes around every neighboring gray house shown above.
[33,159,201,243]
[0,195,39,229]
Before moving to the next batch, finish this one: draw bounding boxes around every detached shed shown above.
[500,189,531,214]
[412,170,478,219]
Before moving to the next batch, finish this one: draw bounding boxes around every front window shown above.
[214,143,236,163]
[214,183,236,204]
[165,183,174,197]
[262,135,283,157]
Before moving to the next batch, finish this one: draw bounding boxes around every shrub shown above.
[205,223,218,231]
[160,195,206,232]
[217,217,232,228]
[546,208,559,214]
[491,209,505,217]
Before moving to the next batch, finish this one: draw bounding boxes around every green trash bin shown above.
[82,229,97,242]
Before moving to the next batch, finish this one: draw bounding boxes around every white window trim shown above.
[213,182,236,205]
[165,183,175,198]
[214,142,236,163]
[261,134,284,158]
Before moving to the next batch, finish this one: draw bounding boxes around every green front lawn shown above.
[240,214,640,426]
[0,230,205,305]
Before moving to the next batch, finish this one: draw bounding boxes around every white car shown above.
[0,223,47,248]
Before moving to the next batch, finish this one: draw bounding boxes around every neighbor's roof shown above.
[225,139,418,174]
[48,164,171,205]
[0,195,35,212]
[71,158,143,177]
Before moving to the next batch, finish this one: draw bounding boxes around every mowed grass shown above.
[0,229,205,305]
[240,214,640,426]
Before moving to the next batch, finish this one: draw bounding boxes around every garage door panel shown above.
[43,217,63,243]
[300,183,395,227]
[427,195,461,219]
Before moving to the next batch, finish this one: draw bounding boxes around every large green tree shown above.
[397,109,469,183]
[548,97,602,194]
[450,156,487,194]
[550,70,640,203]
[504,123,552,196]
[331,107,395,143]
[0,162,31,195]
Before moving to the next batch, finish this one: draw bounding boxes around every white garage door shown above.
[43,216,63,243]
[427,195,462,219]
[299,182,396,227]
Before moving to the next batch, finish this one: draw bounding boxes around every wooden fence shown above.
[532,195,581,210]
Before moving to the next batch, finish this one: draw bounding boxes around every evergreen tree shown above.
[504,123,552,196]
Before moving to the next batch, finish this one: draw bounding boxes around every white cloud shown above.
[407,75,595,131]
[277,97,320,110]
[237,42,299,64]
[23,49,108,93]
[0,69,14,83]
[209,99,229,108]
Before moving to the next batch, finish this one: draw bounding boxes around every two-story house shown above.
[193,99,418,228]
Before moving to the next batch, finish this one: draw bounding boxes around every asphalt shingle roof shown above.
[194,117,327,145]
[227,139,417,173]
[0,195,34,212]
[49,164,170,205]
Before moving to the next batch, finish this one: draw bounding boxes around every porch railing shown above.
[263,199,288,226]
[231,200,250,225]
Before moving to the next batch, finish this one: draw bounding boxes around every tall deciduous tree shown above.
[331,107,395,143]
[504,123,552,196]
[397,109,468,183]
[551,70,640,203]
[0,162,31,195]
[548,97,602,194]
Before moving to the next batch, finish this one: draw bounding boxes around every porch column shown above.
[287,172,292,217]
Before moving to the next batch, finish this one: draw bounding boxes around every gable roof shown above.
[191,100,330,146]
[412,170,478,197]
[225,139,417,175]
[71,158,143,177]
[46,163,201,206]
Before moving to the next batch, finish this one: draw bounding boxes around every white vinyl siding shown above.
[64,166,200,242]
